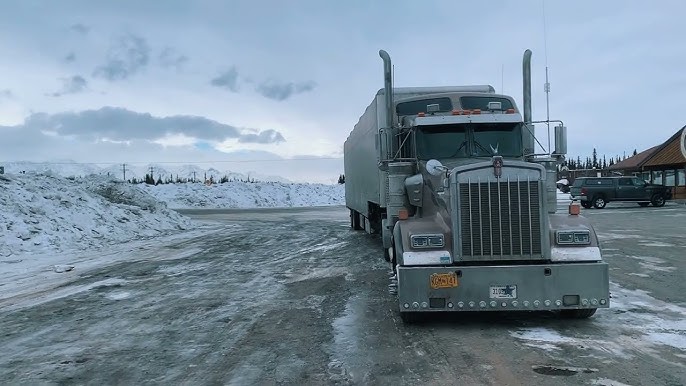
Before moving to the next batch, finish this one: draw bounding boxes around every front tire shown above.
[560,308,597,319]
[651,194,666,207]
[400,312,422,324]
[592,196,607,209]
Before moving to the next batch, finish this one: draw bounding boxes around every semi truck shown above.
[344,49,610,322]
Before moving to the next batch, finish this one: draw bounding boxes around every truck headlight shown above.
[410,234,445,249]
[555,230,590,245]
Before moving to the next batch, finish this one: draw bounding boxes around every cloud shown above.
[0,89,13,99]
[158,47,188,70]
[238,129,285,144]
[49,75,88,97]
[64,52,76,63]
[12,107,285,144]
[210,67,240,92]
[255,79,317,101]
[93,34,151,81]
[69,23,89,35]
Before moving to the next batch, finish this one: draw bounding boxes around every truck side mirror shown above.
[554,125,567,155]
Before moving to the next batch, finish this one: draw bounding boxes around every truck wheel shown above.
[651,194,665,207]
[592,196,607,209]
[400,312,422,324]
[581,201,593,209]
[638,202,650,207]
[560,308,597,319]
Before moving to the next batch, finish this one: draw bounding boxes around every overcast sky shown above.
[0,0,684,182]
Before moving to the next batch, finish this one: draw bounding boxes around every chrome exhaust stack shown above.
[379,50,394,130]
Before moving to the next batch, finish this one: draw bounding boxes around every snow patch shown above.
[590,378,633,386]
[0,173,192,257]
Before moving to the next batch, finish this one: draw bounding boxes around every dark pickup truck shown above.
[570,176,672,209]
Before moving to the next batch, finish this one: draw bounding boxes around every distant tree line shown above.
[129,173,261,185]
[561,148,637,171]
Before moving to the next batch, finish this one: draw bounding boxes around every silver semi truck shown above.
[344,49,609,322]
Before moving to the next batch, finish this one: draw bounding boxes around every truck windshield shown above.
[472,123,522,157]
[415,124,468,159]
[415,122,522,159]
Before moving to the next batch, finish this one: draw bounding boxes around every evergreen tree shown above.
[592,148,598,169]
[338,174,345,184]
[156,176,163,185]
[145,173,155,185]
[632,149,638,156]
[602,155,607,169]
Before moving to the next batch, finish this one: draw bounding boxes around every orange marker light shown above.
[471,109,481,115]
[569,202,580,215]
[506,108,515,114]
[417,112,426,117]
[398,208,409,220]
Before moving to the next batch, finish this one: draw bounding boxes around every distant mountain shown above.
[2,161,292,183]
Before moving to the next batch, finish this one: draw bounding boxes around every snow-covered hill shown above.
[142,181,344,209]
[0,171,345,257]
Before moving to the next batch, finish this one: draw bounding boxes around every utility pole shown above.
[122,163,127,181]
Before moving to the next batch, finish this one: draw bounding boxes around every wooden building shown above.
[608,126,686,199]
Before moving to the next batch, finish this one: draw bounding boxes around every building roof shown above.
[608,145,660,170]
[643,126,686,167]
[609,125,686,170]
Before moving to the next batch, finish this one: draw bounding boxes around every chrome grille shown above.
[458,179,542,258]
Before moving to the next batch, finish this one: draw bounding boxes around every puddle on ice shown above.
[327,294,367,383]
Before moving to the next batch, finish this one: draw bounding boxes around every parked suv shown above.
[569,176,672,209]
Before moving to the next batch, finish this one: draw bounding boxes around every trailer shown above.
[344,49,610,322]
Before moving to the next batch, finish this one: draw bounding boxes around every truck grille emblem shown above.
[492,156,503,178]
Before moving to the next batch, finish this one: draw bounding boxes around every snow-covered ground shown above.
[0,172,193,257]
[141,181,344,209]
[0,172,345,258]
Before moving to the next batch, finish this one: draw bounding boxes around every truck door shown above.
[632,177,651,200]
[616,177,639,199]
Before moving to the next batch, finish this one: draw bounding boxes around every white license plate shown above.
[489,285,517,299]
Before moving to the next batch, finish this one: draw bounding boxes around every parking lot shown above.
[0,203,684,385]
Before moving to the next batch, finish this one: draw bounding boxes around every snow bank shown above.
[0,173,192,257]
[141,181,345,209]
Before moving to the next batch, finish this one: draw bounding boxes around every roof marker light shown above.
[506,108,516,114]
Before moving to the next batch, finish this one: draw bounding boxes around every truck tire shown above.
[581,201,593,209]
[651,194,666,207]
[400,312,422,324]
[560,308,597,319]
[638,202,650,207]
[592,196,607,209]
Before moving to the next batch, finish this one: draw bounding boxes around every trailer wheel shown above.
[560,308,597,319]
[350,210,362,230]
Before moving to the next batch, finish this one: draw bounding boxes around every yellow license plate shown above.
[430,272,458,289]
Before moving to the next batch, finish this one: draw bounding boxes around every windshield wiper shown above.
[473,140,494,155]
[450,140,468,157]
